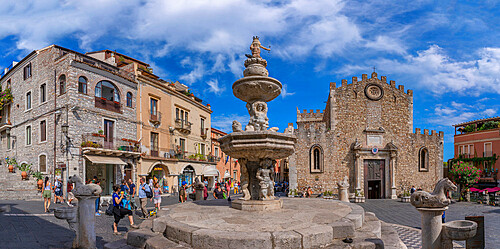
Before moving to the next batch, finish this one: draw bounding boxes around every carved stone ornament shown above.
[364,83,384,101]
[410,178,457,208]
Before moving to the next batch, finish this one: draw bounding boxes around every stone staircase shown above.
[0,165,40,200]
[104,208,406,249]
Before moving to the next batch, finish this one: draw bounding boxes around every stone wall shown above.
[292,72,443,197]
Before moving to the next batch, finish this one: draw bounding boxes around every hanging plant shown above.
[0,88,14,111]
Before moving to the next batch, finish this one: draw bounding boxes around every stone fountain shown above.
[219,36,296,211]
[411,178,477,249]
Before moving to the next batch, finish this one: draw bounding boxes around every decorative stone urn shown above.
[337,176,350,202]
[219,37,296,211]
[411,178,477,249]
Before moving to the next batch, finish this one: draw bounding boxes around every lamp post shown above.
[61,123,70,200]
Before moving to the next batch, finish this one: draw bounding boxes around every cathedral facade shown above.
[289,72,443,199]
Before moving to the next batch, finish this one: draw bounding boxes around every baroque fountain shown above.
[104,37,406,249]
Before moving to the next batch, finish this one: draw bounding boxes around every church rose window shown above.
[364,83,384,100]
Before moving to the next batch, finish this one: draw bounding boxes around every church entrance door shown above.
[364,159,385,199]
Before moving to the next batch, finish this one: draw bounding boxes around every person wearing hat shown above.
[179,181,187,203]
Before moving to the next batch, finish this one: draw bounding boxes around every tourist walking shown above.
[53,178,64,204]
[95,180,102,216]
[153,183,162,212]
[203,184,208,200]
[179,181,187,203]
[67,182,75,207]
[128,179,137,210]
[42,176,52,212]
[138,178,151,218]
[213,183,225,199]
[410,186,416,194]
[111,185,138,235]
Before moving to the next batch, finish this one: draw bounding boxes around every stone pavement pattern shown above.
[359,199,498,249]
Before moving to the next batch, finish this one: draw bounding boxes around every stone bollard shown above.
[194,178,205,201]
[69,175,102,249]
[337,176,350,202]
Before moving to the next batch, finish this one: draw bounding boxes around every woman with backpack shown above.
[112,185,138,235]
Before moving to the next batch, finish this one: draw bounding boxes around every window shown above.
[215,147,219,157]
[39,155,47,173]
[201,118,205,135]
[150,132,159,157]
[26,125,32,145]
[484,142,492,157]
[26,91,32,110]
[23,63,32,80]
[7,132,11,150]
[176,108,179,120]
[40,120,46,142]
[103,119,114,149]
[310,145,323,173]
[185,112,189,122]
[95,80,120,102]
[419,147,429,172]
[468,144,474,157]
[200,144,205,155]
[40,84,46,103]
[179,138,186,153]
[126,92,133,107]
[150,98,158,115]
[78,76,87,94]
[59,75,66,94]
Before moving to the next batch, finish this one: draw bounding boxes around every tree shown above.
[448,161,481,201]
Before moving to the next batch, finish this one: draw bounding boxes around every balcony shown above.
[175,119,192,134]
[81,133,140,157]
[174,152,219,164]
[149,112,161,125]
[95,97,121,113]
[201,128,208,139]
[150,150,159,157]
[0,120,12,132]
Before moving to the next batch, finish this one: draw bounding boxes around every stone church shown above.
[288,72,443,199]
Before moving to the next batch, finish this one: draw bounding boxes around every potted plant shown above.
[17,163,32,180]
[401,190,411,202]
[355,190,365,203]
[6,157,16,173]
[32,171,44,190]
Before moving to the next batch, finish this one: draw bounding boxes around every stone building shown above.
[0,45,140,195]
[211,127,240,188]
[289,72,444,198]
[86,50,216,193]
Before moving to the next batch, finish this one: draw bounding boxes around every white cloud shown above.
[211,114,248,133]
[365,36,406,54]
[281,84,295,99]
[206,79,225,95]
[341,45,500,95]
[179,59,205,84]
[429,102,497,126]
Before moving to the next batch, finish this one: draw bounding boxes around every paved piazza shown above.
[0,196,498,248]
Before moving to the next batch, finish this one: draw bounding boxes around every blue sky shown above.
[1,0,499,161]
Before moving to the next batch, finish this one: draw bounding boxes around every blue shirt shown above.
[138,183,151,198]
[112,193,120,207]
[129,183,136,195]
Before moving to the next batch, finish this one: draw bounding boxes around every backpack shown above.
[145,184,153,198]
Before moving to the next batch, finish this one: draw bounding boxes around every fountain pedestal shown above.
[417,207,447,249]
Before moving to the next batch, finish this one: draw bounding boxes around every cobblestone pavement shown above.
[358,199,499,249]
[0,193,219,249]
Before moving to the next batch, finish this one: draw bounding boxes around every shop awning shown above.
[202,166,219,176]
[84,155,127,165]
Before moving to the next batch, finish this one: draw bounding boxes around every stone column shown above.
[75,195,99,248]
[390,152,397,199]
[354,153,362,193]
[417,207,447,249]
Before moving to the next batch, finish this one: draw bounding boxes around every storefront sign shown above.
[57,163,66,169]
[152,166,163,172]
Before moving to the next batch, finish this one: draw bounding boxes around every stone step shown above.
[104,239,139,249]
[127,228,159,248]
[145,235,188,249]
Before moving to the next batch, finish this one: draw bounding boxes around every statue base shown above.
[231,199,283,211]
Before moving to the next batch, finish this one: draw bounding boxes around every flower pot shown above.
[21,171,28,180]
[8,164,14,173]
[37,179,43,188]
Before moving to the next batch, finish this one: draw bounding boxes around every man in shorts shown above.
[53,178,64,204]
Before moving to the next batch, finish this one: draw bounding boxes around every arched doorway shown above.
[179,166,195,193]
[149,164,169,191]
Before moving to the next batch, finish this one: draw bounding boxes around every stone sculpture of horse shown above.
[410,178,457,208]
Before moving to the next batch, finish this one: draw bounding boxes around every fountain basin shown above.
[219,131,296,161]
[233,76,282,103]
[54,206,77,220]
[443,220,477,241]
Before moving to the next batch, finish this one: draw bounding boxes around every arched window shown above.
[95,80,120,102]
[126,92,133,107]
[419,147,429,172]
[310,145,323,173]
[78,76,87,94]
[59,75,66,94]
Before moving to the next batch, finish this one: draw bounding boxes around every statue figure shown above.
[69,175,102,196]
[232,120,243,132]
[246,101,269,131]
[268,127,279,132]
[284,124,294,134]
[246,36,270,59]
[256,159,275,200]
[238,159,251,201]
[410,178,457,208]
